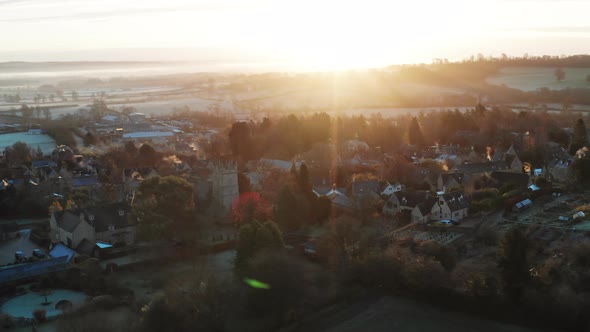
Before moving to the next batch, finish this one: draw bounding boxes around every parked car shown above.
[32,249,46,258]
[14,251,26,261]
[432,220,453,227]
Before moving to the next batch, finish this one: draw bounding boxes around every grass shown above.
[486,67,590,91]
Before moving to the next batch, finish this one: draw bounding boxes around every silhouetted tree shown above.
[554,68,566,81]
[228,121,254,161]
[276,186,299,230]
[138,144,159,166]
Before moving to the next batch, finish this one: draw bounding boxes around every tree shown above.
[276,187,299,230]
[570,118,588,155]
[407,117,425,146]
[498,227,530,303]
[297,163,312,194]
[235,220,284,269]
[4,141,32,166]
[228,121,254,161]
[231,192,271,225]
[314,195,332,223]
[138,144,159,166]
[43,107,50,120]
[124,141,138,156]
[237,172,251,194]
[130,176,196,241]
[20,104,32,122]
[243,252,305,318]
[554,68,566,81]
[90,99,108,119]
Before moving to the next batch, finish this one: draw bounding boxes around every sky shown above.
[2,0,590,70]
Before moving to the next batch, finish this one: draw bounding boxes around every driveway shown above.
[0,229,45,265]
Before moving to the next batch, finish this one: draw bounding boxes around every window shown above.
[88,215,95,221]
[118,210,125,217]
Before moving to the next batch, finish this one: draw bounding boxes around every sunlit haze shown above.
[2,0,590,70]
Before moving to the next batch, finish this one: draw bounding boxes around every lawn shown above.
[486,67,590,91]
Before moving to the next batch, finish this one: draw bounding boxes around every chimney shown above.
[79,213,85,222]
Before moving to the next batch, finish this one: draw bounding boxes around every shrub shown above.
[572,242,590,267]
[0,314,14,329]
[33,309,47,323]
[475,226,498,246]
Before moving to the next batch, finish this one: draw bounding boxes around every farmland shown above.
[486,67,590,91]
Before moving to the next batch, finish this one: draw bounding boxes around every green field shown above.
[486,67,590,91]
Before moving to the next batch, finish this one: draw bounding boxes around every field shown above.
[0,131,56,154]
[486,67,590,91]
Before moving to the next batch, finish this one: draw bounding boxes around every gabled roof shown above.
[454,161,509,175]
[441,191,469,212]
[352,180,380,195]
[330,192,354,209]
[32,160,57,168]
[84,203,131,232]
[416,197,438,215]
[394,191,430,208]
[49,243,76,263]
[491,171,530,188]
[440,173,464,185]
[55,211,82,232]
[72,176,99,188]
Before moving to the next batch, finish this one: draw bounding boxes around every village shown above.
[1,100,590,331]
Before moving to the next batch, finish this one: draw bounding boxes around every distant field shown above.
[0,131,56,154]
[487,67,590,91]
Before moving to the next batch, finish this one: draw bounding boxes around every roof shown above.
[416,197,438,215]
[491,171,530,188]
[96,242,113,249]
[83,203,132,232]
[440,173,464,185]
[313,186,333,196]
[102,115,119,121]
[330,192,354,209]
[49,243,76,263]
[72,176,99,188]
[259,159,301,171]
[394,191,430,208]
[122,131,174,139]
[55,211,82,232]
[32,160,57,168]
[441,191,469,212]
[352,180,380,195]
[454,161,509,175]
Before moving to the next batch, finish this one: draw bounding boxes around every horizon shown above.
[3,0,590,71]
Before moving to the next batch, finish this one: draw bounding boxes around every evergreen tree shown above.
[298,163,312,194]
[276,187,299,230]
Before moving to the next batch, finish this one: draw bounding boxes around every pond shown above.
[1,289,87,319]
